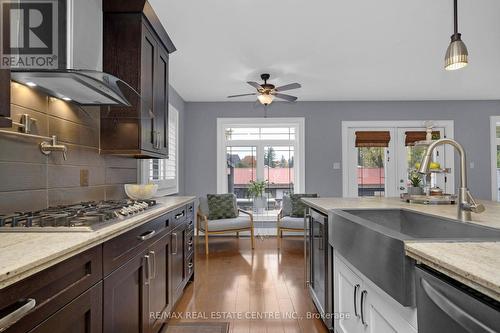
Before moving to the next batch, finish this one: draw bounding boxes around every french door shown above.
[343,121,454,198]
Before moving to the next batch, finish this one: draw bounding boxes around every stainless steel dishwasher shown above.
[415,265,500,333]
[305,208,333,331]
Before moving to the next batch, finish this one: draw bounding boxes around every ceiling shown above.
[150,0,500,102]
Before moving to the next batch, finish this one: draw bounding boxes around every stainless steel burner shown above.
[0,199,157,232]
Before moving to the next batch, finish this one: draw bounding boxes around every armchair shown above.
[197,196,255,255]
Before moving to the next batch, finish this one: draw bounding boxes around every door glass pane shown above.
[226,146,257,210]
[357,147,385,197]
[497,144,500,201]
[264,146,294,217]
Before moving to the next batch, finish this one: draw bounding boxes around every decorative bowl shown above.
[124,184,158,200]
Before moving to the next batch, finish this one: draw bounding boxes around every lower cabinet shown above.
[28,282,102,333]
[334,252,417,333]
[103,251,149,333]
[148,233,172,333]
[170,224,186,303]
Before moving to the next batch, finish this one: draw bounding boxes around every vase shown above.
[407,186,423,196]
[253,196,266,214]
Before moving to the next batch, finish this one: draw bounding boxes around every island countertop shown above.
[302,197,500,301]
[0,196,196,290]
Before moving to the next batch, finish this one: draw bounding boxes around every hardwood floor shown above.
[170,236,329,333]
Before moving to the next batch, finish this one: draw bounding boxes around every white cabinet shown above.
[334,252,417,333]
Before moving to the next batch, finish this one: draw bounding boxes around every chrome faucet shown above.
[418,138,484,221]
[40,135,68,160]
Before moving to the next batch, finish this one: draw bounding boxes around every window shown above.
[491,116,500,201]
[217,118,305,218]
[141,105,179,195]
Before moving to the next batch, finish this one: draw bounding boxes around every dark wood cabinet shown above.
[101,2,175,158]
[148,234,172,333]
[27,283,102,333]
[103,251,149,333]
[0,69,11,128]
[0,201,195,333]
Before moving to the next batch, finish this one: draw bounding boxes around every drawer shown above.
[185,253,194,280]
[0,246,102,333]
[103,212,170,275]
[171,206,187,229]
[185,232,194,257]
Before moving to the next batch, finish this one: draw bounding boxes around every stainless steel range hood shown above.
[8,0,135,106]
[11,70,133,105]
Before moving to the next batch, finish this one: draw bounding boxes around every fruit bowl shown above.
[124,184,158,200]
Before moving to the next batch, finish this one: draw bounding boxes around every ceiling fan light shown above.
[445,35,468,71]
[258,94,274,105]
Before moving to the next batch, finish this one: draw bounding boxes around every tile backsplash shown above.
[0,83,138,212]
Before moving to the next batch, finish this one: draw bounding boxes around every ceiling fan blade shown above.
[275,83,301,92]
[247,81,263,90]
[274,93,298,102]
[227,93,257,98]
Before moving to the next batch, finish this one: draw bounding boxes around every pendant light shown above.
[444,0,468,70]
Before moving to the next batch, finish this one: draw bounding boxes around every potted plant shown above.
[408,173,424,195]
[247,180,267,213]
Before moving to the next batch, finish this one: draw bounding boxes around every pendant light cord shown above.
[454,0,458,35]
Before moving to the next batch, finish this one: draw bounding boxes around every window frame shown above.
[139,104,179,196]
[216,117,305,194]
[490,116,500,201]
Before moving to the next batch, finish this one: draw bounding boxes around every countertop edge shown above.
[405,245,500,302]
[0,196,196,289]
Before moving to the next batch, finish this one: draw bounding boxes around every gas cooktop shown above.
[0,199,158,232]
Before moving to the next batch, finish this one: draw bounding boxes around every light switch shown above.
[333,162,341,170]
[470,162,475,169]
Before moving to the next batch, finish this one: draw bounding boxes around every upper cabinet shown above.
[0,70,11,128]
[101,1,176,158]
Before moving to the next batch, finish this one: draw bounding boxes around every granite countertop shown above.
[302,197,500,301]
[0,196,196,289]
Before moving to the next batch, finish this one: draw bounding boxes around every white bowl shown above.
[124,184,158,200]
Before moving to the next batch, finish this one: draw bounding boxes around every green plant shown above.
[247,180,267,198]
[409,172,422,187]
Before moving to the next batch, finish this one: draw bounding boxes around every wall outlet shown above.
[80,169,89,187]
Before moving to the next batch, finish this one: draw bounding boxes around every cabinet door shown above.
[155,45,169,156]
[334,253,363,333]
[28,282,102,333]
[0,69,10,127]
[148,234,171,333]
[362,285,417,333]
[140,23,157,153]
[170,226,186,302]
[103,252,150,333]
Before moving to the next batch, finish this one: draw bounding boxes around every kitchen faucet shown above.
[418,138,485,221]
[40,135,68,160]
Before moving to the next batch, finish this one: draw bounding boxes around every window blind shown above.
[355,131,391,147]
[405,131,440,146]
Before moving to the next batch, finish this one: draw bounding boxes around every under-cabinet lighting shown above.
[25,82,37,87]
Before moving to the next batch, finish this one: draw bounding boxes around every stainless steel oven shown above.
[305,208,333,331]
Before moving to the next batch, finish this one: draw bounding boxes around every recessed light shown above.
[25,82,37,87]
[62,97,72,101]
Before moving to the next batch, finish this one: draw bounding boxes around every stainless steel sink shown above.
[330,209,500,306]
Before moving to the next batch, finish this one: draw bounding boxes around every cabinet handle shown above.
[0,298,36,331]
[353,284,360,318]
[175,211,185,220]
[149,250,156,279]
[137,230,156,241]
[144,254,151,285]
[188,262,193,269]
[304,213,311,287]
[360,290,368,327]
[172,233,178,255]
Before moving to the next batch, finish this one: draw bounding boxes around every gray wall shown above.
[184,100,500,200]
[0,83,186,213]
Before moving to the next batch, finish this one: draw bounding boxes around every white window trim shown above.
[341,120,455,198]
[490,116,500,201]
[216,117,306,194]
[138,105,179,196]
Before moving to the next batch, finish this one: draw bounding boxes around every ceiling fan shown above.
[228,73,301,105]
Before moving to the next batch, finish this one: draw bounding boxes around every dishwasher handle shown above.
[420,278,497,333]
